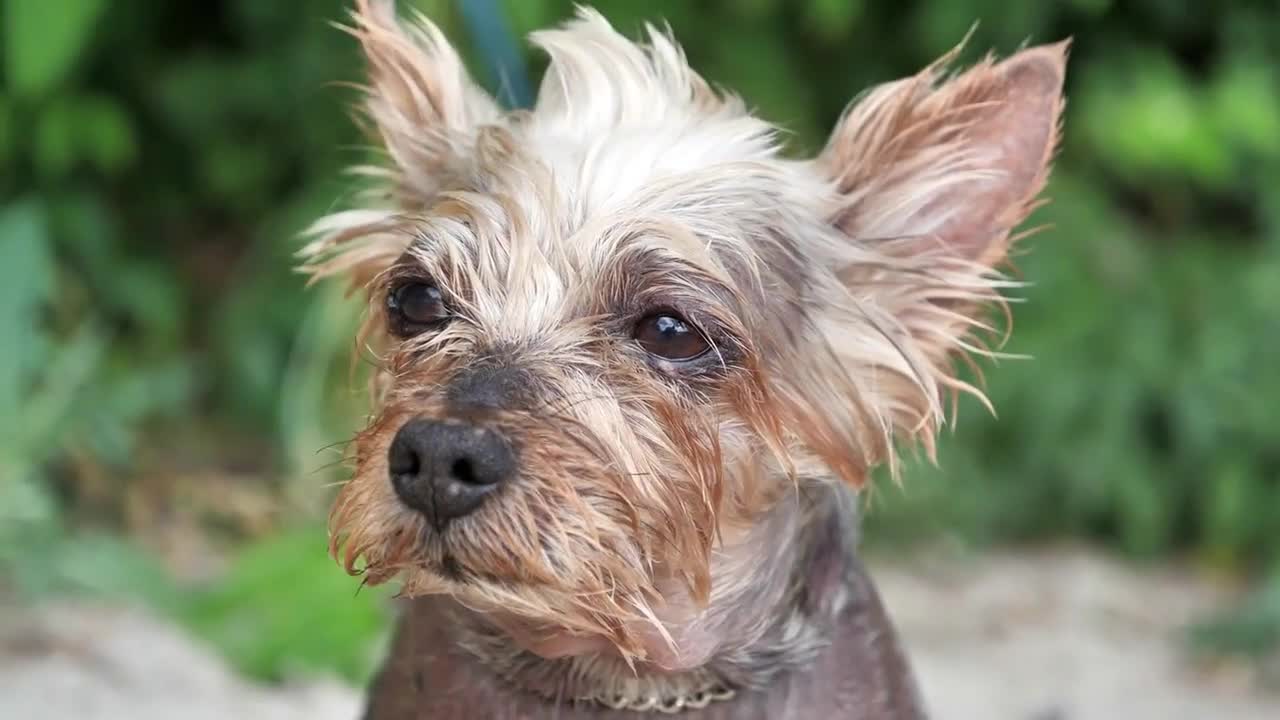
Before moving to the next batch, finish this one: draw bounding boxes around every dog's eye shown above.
[632,312,710,361]
[387,281,448,335]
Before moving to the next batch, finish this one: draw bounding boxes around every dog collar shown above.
[577,681,737,714]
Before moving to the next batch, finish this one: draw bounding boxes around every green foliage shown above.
[0,196,180,610]
[4,0,107,97]
[3,0,1278,682]
[182,527,392,684]
[1,0,373,678]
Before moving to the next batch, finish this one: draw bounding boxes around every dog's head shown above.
[304,0,1066,665]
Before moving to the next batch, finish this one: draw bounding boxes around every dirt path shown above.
[872,546,1277,719]
[0,603,361,720]
[1,547,1276,719]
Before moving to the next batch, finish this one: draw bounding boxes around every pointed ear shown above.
[808,41,1068,462]
[300,0,500,288]
[821,40,1068,268]
[349,0,500,196]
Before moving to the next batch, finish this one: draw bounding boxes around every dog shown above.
[300,1,1067,716]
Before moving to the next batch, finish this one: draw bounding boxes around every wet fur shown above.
[301,0,1067,715]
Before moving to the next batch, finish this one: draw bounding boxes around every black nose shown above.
[388,418,515,528]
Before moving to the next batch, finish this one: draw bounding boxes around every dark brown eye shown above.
[632,312,711,361]
[388,282,448,335]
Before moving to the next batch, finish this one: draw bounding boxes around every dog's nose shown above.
[387,418,514,528]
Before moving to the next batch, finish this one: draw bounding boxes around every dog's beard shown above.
[328,403,726,663]
[380,519,664,661]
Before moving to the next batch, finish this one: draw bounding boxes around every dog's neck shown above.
[362,483,926,718]
[455,482,853,706]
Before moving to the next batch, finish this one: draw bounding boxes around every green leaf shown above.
[4,0,107,96]
[31,94,137,178]
[104,260,186,343]
[0,467,57,531]
[0,94,13,170]
[0,467,65,600]
[50,192,118,270]
[1209,62,1280,158]
[80,94,139,174]
[10,321,104,461]
[1080,53,1232,186]
[0,199,55,433]
[33,97,80,179]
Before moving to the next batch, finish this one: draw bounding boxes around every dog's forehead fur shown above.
[519,12,790,203]
[380,14,832,345]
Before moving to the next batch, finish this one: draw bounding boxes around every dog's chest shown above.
[360,570,926,720]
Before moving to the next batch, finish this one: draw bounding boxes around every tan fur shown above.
[301,0,1067,668]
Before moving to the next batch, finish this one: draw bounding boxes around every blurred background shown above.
[1,0,1278,717]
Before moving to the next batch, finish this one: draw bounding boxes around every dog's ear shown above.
[821,41,1067,271]
[349,0,500,199]
[300,0,499,289]
[783,42,1068,480]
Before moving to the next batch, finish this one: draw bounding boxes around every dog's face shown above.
[305,0,1066,665]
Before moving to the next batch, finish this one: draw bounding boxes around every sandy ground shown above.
[873,547,1277,720]
[1,547,1276,720]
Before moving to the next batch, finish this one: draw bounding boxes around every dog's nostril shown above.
[387,432,422,479]
[450,458,478,485]
[400,449,421,477]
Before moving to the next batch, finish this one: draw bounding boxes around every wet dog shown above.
[302,2,1067,716]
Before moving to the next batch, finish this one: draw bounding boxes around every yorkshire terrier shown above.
[301,1,1068,717]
